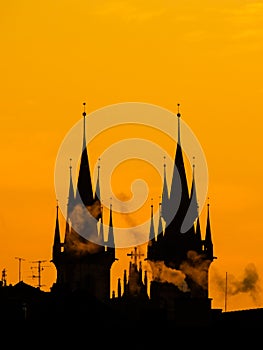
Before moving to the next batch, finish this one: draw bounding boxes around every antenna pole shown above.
[225,271,228,312]
[30,260,47,289]
[15,257,25,282]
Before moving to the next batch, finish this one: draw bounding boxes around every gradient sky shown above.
[0,0,263,312]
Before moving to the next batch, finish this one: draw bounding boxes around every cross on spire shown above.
[127,247,144,267]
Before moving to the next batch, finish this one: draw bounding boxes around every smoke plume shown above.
[67,203,103,255]
[180,250,211,291]
[147,260,189,292]
[213,263,261,304]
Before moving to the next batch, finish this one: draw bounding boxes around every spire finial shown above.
[177,103,181,145]
[150,198,154,217]
[83,102,86,117]
[177,103,181,118]
[207,196,210,207]
[163,155,166,168]
[69,158,72,170]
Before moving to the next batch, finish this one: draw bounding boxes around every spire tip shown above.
[82,102,86,117]
[177,103,181,118]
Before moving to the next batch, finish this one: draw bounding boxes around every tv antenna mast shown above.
[225,271,228,312]
[15,256,25,282]
[1,268,7,286]
[30,260,49,289]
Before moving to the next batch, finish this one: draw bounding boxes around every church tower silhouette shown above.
[51,103,116,301]
[145,105,215,322]
[51,103,215,323]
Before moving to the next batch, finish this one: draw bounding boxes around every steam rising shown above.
[213,263,261,304]
[67,203,103,255]
[148,260,189,292]
[147,251,213,292]
[66,230,102,255]
[180,250,211,291]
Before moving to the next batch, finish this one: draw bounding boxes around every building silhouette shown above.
[51,103,216,325]
[1,103,263,327]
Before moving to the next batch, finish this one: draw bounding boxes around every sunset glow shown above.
[0,0,263,312]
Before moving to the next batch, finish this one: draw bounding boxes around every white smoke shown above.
[180,250,212,291]
[147,260,189,292]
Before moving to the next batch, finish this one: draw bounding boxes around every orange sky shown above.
[0,0,263,312]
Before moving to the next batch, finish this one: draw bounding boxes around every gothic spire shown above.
[204,199,214,260]
[149,199,155,241]
[54,201,61,244]
[147,199,156,260]
[52,201,61,263]
[117,278,121,298]
[161,156,170,224]
[157,199,163,243]
[181,158,198,234]
[64,159,75,246]
[168,104,190,232]
[98,205,105,246]
[107,200,115,249]
[67,158,75,220]
[94,158,101,202]
[195,205,202,253]
[75,102,94,207]
[177,103,181,146]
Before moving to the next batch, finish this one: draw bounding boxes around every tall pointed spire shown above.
[64,159,75,247]
[82,102,87,151]
[117,278,122,298]
[205,200,211,241]
[98,205,105,246]
[177,103,181,146]
[169,103,190,232]
[76,102,94,207]
[204,199,213,260]
[144,270,148,293]
[52,201,61,263]
[161,156,170,224]
[195,204,202,253]
[147,199,156,261]
[107,200,115,249]
[54,201,61,244]
[181,157,198,234]
[149,199,155,241]
[157,198,164,243]
[94,158,101,202]
[67,158,75,220]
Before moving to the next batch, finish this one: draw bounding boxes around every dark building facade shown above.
[52,103,116,302]
[51,103,216,324]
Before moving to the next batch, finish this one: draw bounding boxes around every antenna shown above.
[1,268,7,286]
[225,271,228,312]
[30,260,49,289]
[15,257,26,282]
